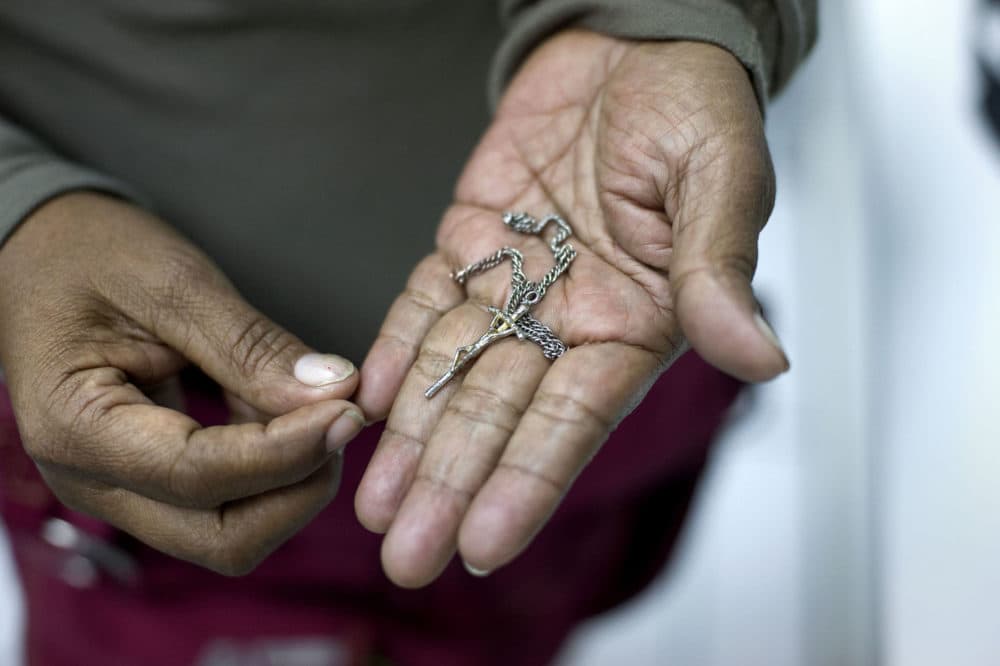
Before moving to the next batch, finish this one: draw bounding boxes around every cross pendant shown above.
[424,304,530,398]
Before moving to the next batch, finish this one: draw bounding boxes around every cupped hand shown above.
[0,193,365,575]
[354,32,788,588]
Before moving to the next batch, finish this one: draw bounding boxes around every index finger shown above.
[46,366,364,508]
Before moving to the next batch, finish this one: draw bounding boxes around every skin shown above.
[353,32,787,587]
[0,32,786,584]
[0,193,365,575]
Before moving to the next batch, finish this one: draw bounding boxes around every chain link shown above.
[451,211,576,357]
[453,212,575,297]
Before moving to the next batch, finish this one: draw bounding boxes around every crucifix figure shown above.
[424,212,576,399]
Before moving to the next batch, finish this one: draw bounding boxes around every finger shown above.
[457,342,662,574]
[38,456,342,576]
[39,366,364,508]
[354,302,495,534]
[178,301,358,417]
[668,137,789,382]
[379,335,548,588]
[356,254,462,421]
[106,234,359,416]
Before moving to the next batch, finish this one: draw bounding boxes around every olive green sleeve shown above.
[491,0,818,107]
[0,116,142,246]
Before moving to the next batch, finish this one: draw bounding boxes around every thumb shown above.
[137,261,359,416]
[669,138,789,383]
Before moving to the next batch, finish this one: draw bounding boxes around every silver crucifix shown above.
[424,301,533,398]
[424,212,576,399]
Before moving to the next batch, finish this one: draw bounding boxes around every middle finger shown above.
[354,301,494,534]
[379,320,550,587]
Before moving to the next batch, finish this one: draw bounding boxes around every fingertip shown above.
[457,484,537,574]
[380,538,437,589]
[324,408,365,454]
[238,355,360,417]
[753,312,791,375]
[379,497,457,589]
[294,353,356,386]
[676,273,789,383]
[354,481,393,535]
[264,399,361,454]
[291,353,360,399]
[457,508,506,573]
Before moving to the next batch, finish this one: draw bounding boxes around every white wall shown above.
[848,1,1000,664]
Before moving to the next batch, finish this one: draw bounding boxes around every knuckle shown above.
[162,469,215,509]
[414,252,456,286]
[27,368,127,467]
[410,346,454,385]
[712,249,758,283]
[529,390,611,436]
[670,249,757,301]
[227,314,299,380]
[400,286,451,320]
[199,524,265,577]
[496,460,566,497]
[404,255,458,311]
[382,425,427,456]
[445,384,520,436]
[162,437,228,510]
[414,471,474,502]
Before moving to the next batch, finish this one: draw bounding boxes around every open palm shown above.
[354,31,788,587]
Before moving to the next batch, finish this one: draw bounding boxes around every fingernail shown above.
[295,353,356,388]
[754,313,790,371]
[463,560,491,578]
[326,410,365,453]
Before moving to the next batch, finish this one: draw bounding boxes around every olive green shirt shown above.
[0,1,816,361]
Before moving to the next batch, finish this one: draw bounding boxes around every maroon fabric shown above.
[0,351,741,666]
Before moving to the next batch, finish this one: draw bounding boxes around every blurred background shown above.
[3,0,999,664]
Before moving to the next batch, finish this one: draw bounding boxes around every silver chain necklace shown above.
[425,212,577,398]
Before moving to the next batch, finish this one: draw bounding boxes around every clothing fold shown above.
[0,117,140,246]
[492,0,818,107]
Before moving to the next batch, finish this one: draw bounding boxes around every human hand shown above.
[355,32,788,587]
[0,193,365,575]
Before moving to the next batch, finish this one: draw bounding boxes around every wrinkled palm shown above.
[354,31,787,588]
